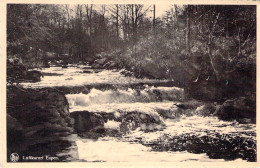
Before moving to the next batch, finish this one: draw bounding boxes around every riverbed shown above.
[21,66,256,162]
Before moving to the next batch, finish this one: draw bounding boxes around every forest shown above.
[7,4,256,101]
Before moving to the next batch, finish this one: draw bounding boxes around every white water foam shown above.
[21,67,171,88]
[127,115,256,143]
[75,114,255,162]
[76,137,245,162]
[68,101,175,118]
[66,87,183,107]
[104,120,121,130]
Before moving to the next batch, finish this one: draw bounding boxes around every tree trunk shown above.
[116,4,119,40]
[153,4,156,34]
[186,5,190,54]
[207,40,220,82]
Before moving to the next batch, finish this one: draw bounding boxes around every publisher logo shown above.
[10,153,19,162]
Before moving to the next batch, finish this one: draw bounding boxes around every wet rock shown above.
[165,101,205,117]
[120,69,133,77]
[7,87,78,162]
[174,102,194,110]
[85,57,95,64]
[81,70,92,74]
[7,61,43,83]
[119,112,164,133]
[7,114,24,155]
[70,111,104,133]
[99,112,118,122]
[95,58,107,65]
[26,70,42,82]
[65,77,73,80]
[42,60,50,68]
[146,133,256,162]
[93,69,103,73]
[91,58,108,69]
[157,109,176,119]
[92,63,102,69]
[71,110,164,135]
[70,111,122,138]
[216,96,256,123]
[193,103,218,116]
[7,61,27,83]
[104,61,117,70]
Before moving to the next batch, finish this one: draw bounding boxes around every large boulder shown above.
[104,61,117,70]
[215,96,256,123]
[42,60,50,68]
[70,111,104,133]
[7,60,42,83]
[25,70,42,82]
[7,60,27,83]
[91,63,102,69]
[120,69,133,77]
[7,87,78,162]
[85,57,95,64]
[70,111,118,139]
[119,112,164,132]
[91,58,109,69]
[95,58,107,65]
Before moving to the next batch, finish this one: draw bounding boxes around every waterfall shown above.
[66,86,184,107]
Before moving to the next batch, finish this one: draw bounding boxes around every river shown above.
[21,65,256,162]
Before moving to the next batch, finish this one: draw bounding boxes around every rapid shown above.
[21,66,256,162]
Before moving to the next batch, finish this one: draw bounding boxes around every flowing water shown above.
[21,66,256,162]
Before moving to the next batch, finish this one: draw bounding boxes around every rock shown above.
[156,109,176,119]
[7,114,24,155]
[81,70,92,74]
[216,96,256,123]
[7,87,78,162]
[7,61,27,83]
[85,57,95,64]
[70,111,104,133]
[237,118,253,124]
[193,103,217,116]
[65,77,73,80]
[93,69,103,73]
[148,133,256,162]
[173,101,203,110]
[91,63,102,69]
[70,110,164,135]
[119,112,164,133]
[104,61,117,69]
[120,69,133,77]
[26,70,42,82]
[95,58,107,65]
[42,60,50,68]
[7,61,43,83]
[91,58,110,69]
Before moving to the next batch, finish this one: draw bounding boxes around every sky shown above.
[145,4,174,18]
[67,4,175,18]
